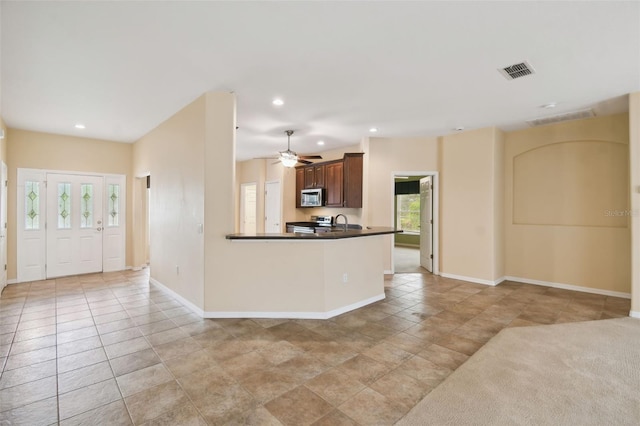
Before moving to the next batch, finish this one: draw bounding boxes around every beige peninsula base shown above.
[208,235,385,319]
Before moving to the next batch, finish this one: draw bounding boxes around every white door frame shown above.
[16,168,126,283]
[390,171,439,275]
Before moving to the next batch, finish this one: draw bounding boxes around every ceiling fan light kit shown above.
[277,130,322,168]
[280,151,299,168]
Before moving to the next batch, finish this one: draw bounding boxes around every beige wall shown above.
[440,127,504,283]
[203,92,237,312]
[133,95,206,310]
[6,129,133,280]
[505,113,630,294]
[627,94,639,314]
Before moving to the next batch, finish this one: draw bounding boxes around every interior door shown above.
[240,183,257,233]
[0,162,7,291]
[46,174,103,278]
[420,176,433,272]
[264,180,282,233]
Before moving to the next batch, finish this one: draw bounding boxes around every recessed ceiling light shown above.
[369,127,378,133]
[74,123,85,129]
[317,140,325,146]
[541,102,557,109]
[272,98,284,106]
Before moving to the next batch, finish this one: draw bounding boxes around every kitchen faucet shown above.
[335,214,348,231]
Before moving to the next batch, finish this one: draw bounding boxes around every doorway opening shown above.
[391,172,439,275]
[240,182,257,233]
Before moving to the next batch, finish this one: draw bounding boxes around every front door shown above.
[46,173,103,278]
[420,176,433,272]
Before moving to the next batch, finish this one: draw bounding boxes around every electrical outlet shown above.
[342,273,348,283]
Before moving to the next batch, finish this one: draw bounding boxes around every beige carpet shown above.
[397,318,640,425]
[394,246,427,273]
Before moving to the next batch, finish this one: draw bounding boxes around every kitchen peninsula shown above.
[226,226,397,240]
[223,227,398,319]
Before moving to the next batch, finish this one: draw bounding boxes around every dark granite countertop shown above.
[226,227,400,240]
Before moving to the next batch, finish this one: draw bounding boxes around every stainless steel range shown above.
[286,215,333,234]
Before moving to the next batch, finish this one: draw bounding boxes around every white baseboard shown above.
[149,276,385,320]
[630,311,640,319]
[384,269,393,275]
[149,277,205,317]
[440,272,505,286]
[505,276,631,299]
[203,293,386,320]
[7,279,18,285]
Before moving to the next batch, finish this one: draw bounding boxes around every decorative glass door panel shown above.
[46,174,103,278]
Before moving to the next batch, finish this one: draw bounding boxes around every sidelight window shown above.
[58,183,72,229]
[108,184,119,227]
[25,181,40,230]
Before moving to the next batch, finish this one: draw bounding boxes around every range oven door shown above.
[292,226,316,234]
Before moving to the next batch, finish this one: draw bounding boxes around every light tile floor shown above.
[0,270,631,425]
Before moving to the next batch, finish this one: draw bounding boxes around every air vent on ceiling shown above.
[498,61,535,80]
[526,108,596,127]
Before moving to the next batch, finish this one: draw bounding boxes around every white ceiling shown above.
[1,1,639,160]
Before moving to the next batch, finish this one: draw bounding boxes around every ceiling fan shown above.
[272,130,322,167]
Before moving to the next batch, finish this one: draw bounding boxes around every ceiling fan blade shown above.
[299,155,323,159]
[255,156,279,160]
[297,159,313,165]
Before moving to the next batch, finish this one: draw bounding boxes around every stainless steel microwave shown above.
[301,188,324,207]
